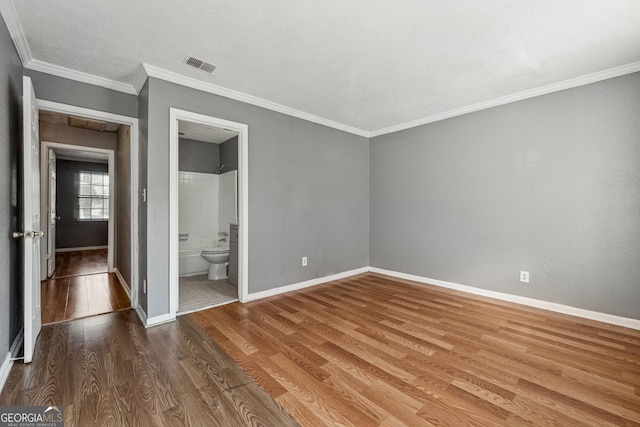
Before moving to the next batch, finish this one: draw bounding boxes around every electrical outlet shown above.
[143,279,147,293]
[302,256,308,267]
[520,271,529,283]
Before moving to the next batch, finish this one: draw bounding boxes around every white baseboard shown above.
[245,267,369,302]
[0,352,12,394]
[56,245,108,253]
[145,313,176,328]
[135,305,148,326]
[0,327,24,394]
[113,268,131,299]
[369,267,640,330]
[135,304,176,328]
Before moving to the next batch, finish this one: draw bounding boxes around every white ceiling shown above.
[179,120,238,144]
[5,0,640,134]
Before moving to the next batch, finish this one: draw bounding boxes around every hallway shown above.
[41,249,130,324]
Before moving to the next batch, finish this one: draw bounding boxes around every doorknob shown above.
[33,231,45,238]
[12,231,23,239]
[55,216,61,221]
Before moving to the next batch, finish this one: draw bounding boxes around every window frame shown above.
[77,170,110,221]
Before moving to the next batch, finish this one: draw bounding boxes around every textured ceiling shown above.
[7,0,640,133]
[179,120,238,144]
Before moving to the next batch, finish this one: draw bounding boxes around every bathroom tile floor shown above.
[178,274,238,314]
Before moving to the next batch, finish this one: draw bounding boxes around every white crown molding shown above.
[0,0,31,64]
[133,64,150,93]
[370,61,640,138]
[25,59,137,95]
[1,1,137,95]
[142,63,371,138]
[369,267,640,330]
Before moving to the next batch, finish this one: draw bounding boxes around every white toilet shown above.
[200,247,230,280]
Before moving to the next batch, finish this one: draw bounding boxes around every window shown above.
[78,171,109,221]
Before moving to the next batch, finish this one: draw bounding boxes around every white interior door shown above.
[22,76,42,363]
[47,149,57,277]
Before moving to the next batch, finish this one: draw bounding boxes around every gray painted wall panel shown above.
[137,81,149,314]
[55,160,109,248]
[179,138,220,173]
[370,73,640,320]
[0,13,23,359]
[144,77,369,316]
[220,136,238,172]
[25,69,138,118]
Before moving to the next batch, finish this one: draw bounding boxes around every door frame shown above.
[38,100,140,309]
[40,141,115,272]
[168,108,249,317]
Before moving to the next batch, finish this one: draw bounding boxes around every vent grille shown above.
[183,56,218,74]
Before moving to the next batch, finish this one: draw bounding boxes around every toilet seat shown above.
[202,247,229,254]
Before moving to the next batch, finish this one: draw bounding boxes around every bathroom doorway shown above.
[169,109,249,315]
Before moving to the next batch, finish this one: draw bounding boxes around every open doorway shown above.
[37,104,139,324]
[176,122,238,313]
[169,109,249,316]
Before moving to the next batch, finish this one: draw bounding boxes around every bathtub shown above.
[179,248,210,277]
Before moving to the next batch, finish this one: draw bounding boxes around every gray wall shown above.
[25,70,138,118]
[0,13,23,360]
[370,72,640,320]
[179,138,220,173]
[137,81,149,314]
[55,160,109,249]
[40,122,118,151]
[116,125,132,289]
[178,136,238,174]
[220,136,238,172]
[143,77,369,317]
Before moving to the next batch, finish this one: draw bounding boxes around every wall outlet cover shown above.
[520,271,530,283]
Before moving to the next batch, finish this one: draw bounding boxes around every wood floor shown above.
[0,310,299,427]
[192,273,640,426]
[52,249,108,278]
[41,249,129,324]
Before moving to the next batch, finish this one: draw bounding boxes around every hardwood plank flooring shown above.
[0,310,299,427]
[41,273,130,324]
[42,249,129,324]
[191,273,640,426]
[53,249,108,278]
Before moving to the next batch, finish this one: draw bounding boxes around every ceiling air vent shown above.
[183,56,218,74]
